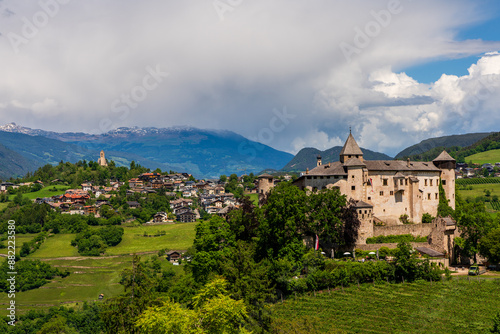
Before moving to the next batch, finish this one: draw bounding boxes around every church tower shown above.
[98,150,108,167]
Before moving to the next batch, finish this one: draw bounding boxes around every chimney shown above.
[407,158,410,168]
[317,155,322,167]
[306,168,309,174]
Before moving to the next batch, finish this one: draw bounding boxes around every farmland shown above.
[465,149,500,165]
[272,279,500,333]
[0,222,196,316]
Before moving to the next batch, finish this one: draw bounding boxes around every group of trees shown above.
[0,258,69,292]
[71,225,124,256]
[25,159,153,188]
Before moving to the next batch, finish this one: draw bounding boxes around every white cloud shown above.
[0,0,499,157]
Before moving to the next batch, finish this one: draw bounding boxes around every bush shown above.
[366,234,427,244]
[422,213,434,224]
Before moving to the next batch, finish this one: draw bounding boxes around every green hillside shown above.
[272,280,500,334]
[395,132,492,159]
[0,142,39,180]
[465,149,500,164]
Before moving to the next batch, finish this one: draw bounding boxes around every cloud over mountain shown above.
[0,0,499,156]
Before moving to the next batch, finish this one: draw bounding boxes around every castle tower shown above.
[257,173,274,197]
[340,132,364,164]
[433,151,456,209]
[98,150,108,167]
[317,155,322,167]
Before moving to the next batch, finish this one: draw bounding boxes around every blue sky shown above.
[0,0,500,157]
[404,1,500,83]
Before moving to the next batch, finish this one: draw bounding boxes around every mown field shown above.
[272,279,500,334]
[0,222,196,316]
[465,149,500,165]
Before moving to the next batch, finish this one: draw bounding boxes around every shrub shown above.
[422,213,434,224]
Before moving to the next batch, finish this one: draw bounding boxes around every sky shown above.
[0,0,500,157]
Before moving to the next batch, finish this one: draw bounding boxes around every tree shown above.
[257,182,308,262]
[455,201,494,262]
[101,256,158,334]
[135,277,249,334]
[479,228,500,264]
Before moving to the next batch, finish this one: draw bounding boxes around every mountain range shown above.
[0,123,294,179]
[0,123,497,180]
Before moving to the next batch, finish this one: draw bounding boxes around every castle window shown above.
[352,175,355,179]
[405,179,408,186]
[383,179,388,186]
[313,176,317,179]
[368,197,371,200]
[425,179,428,186]
[427,193,431,200]
[435,193,438,199]
[430,179,433,186]
[442,180,446,185]
[334,176,338,179]
[390,191,394,195]
[400,179,404,185]
[320,176,324,179]
[380,191,384,196]
[351,186,355,191]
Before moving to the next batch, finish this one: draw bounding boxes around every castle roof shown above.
[343,157,366,167]
[433,151,455,162]
[363,160,440,172]
[306,161,347,176]
[340,133,363,156]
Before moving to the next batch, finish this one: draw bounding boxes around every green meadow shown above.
[8,184,69,201]
[0,254,185,316]
[272,279,500,334]
[0,221,197,315]
[465,149,500,165]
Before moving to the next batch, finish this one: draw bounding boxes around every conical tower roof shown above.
[340,133,363,156]
[433,150,455,162]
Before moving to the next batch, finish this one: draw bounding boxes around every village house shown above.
[176,209,196,223]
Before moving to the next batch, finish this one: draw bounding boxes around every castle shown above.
[258,132,456,244]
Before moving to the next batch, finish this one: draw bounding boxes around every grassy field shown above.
[456,183,500,200]
[0,234,36,256]
[28,234,80,258]
[465,149,500,165]
[105,222,197,255]
[8,185,69,201]
[0,254,185,316]
[247,193,259,206]
[272,279,500,334]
